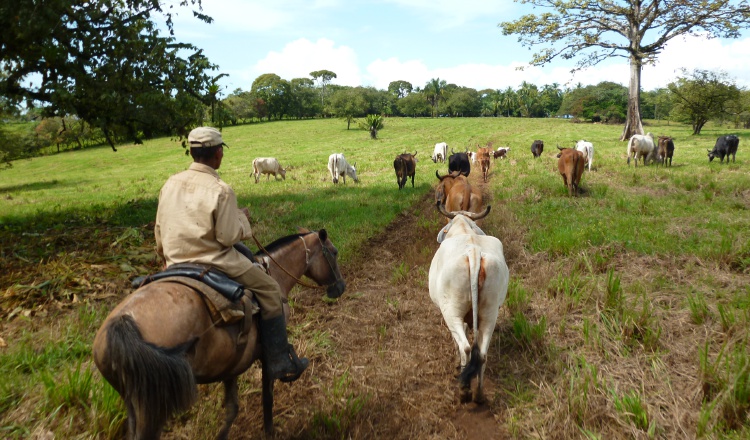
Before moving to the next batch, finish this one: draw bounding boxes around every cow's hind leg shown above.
[216,377,239,440]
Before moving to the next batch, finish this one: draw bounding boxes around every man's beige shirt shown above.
[155,162,253,277]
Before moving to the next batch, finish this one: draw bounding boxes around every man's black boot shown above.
[259,315,309,383]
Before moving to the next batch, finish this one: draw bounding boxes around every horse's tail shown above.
[105,314,197,433]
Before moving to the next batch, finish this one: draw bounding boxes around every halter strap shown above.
[251,232,323,290]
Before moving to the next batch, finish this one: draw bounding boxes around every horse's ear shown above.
[317,229,328,241]
[297,226,311,234]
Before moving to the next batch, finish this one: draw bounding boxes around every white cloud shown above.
[238,38,362,87]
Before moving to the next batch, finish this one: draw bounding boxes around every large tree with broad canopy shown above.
[0,0,219,150]
[500,0,750,140]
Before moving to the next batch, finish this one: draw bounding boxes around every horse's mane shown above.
[255,231,315,256]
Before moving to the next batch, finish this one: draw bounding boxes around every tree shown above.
[327,87,369,129]
[223,89,257,124]
[444,88,482,117]
[668,69,741,134]
[0,0,220,150]
[250,74,291,120]
[310,70,337,114]
[558,82,628,122]
[289,78,321,119]
[388,80,413,98]
[397,91,431,117]
[500,0,750,140]
[423,78,447,117]
[358,114,384,139]
[500,87,517,117]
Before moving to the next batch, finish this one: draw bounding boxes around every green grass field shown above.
[1,117,749,439]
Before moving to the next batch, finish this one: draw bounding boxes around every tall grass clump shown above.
[699,340,750,435]
[311,369,370,439]
[611,388,654,434]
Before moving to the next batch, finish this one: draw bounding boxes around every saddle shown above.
[131,263,261,326]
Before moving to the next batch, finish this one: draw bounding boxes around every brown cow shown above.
[435,171,483,218]
[556,146,585,196]
[476,147,492,183]
[657,136,675,167]
[394,151,418,190]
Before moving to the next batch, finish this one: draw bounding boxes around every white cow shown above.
[327,153,359,184]
[627,133,657,166]
[575,140,594,171]
[429,204,509,404]
[469,151,477,164]
[432,142,448,163]
[251,157,286,183]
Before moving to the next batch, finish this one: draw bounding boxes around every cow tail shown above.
[458,250,482,385]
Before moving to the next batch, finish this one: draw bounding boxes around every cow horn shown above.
[435,170,443,180]
[436,202,455,219]
[557,145,565,151]
[436,202,492,220]
[413,151,417,156]
[707,149,711,153]
[465,205,491,220]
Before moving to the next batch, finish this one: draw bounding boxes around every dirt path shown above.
[205,174,510,439]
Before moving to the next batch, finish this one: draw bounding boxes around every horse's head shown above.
[299,228,346,298]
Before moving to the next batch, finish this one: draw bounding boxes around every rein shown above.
[251,232,338,290]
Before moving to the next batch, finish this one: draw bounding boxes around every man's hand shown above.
[240,207,251,221]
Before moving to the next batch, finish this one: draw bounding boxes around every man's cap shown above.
[188,127,228,148]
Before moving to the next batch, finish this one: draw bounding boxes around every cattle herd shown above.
[241,133,741,406]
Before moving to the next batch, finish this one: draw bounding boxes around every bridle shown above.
[251,232,342,290]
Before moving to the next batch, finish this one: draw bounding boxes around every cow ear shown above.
[471,222,486,236]
[317,229,328,242]
[437,223,452,243]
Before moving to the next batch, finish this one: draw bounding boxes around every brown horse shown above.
[93,228,346,439]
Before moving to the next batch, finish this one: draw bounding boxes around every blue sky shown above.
[167,0,750,97]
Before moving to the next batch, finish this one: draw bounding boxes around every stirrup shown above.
[278,346,309,383]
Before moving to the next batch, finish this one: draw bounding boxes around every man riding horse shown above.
[154,126,308,383]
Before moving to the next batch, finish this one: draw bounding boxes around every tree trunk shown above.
[620,56,644,141]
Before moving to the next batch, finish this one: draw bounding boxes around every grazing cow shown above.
[657,136,675,167]
[251,157,287,183]
[429,203,509,404]
[448,151,471,177]
[627,133,657,166]
[493,147,510,160]
[476,147,492,182]
[575,140,594,171]
[557,147,585,196]
[435,171,482,216]
[394,151,418,190]
[432,142,448,163]
[327,153,359,184]
[708,135,740,163]
[531,140,544,158]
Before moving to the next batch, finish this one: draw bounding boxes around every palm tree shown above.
[359,114,384,139]
[424,78,447,117]
[500,87,516,117]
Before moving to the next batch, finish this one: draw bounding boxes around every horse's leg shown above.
[216,378,239,440]
[262,360,275,435]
